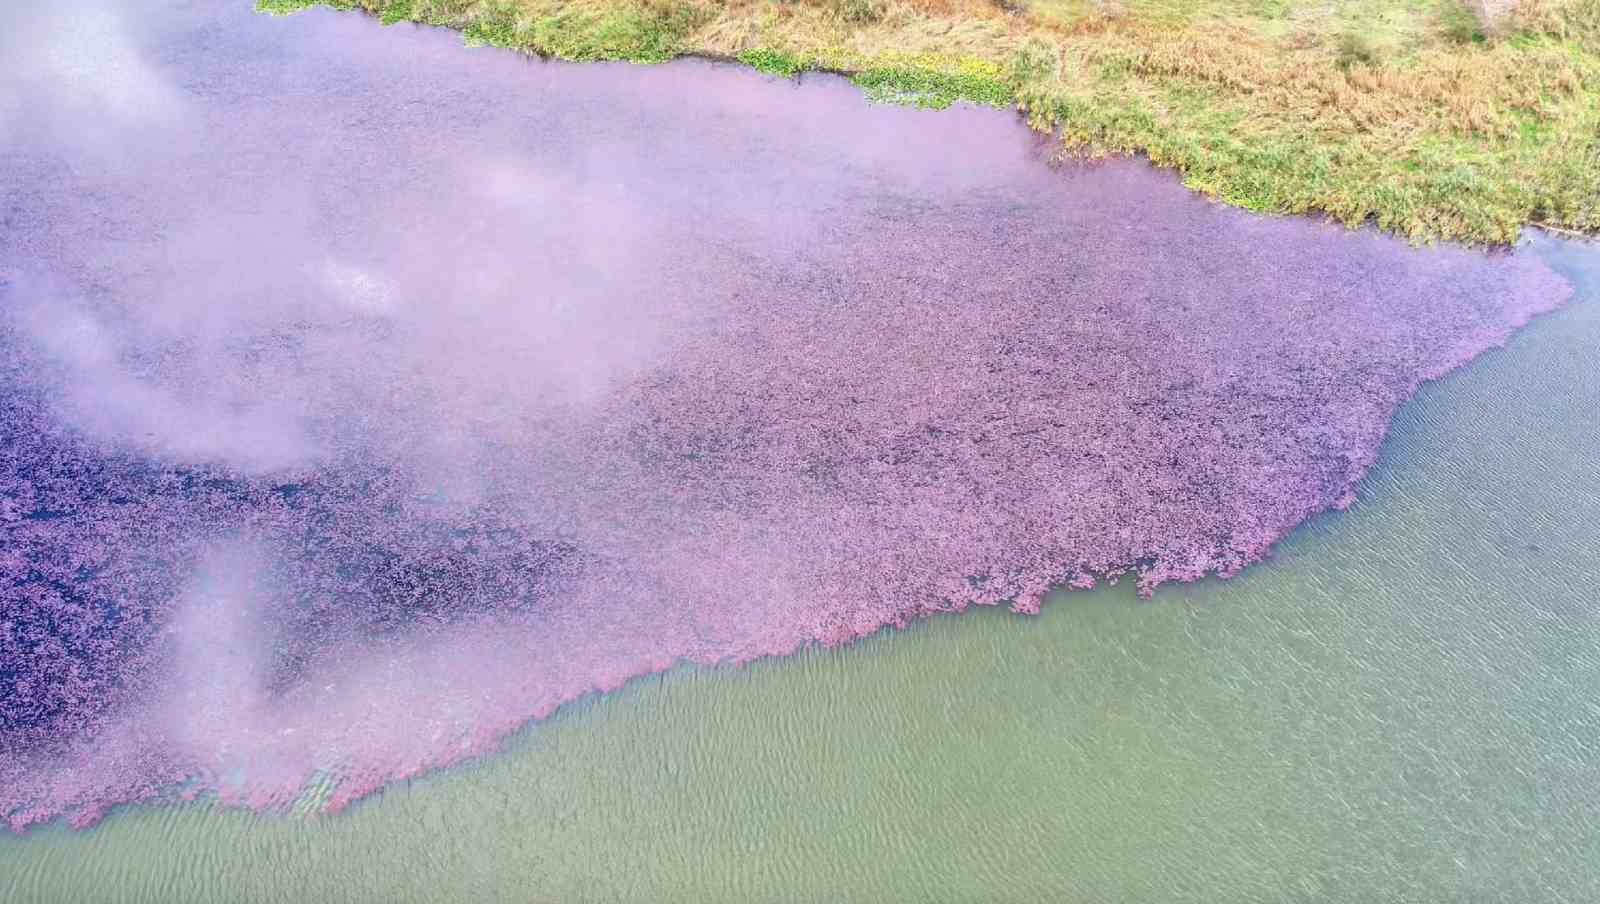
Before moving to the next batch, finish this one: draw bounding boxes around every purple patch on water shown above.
[0,0,1576,829]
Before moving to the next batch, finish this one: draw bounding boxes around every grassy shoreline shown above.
[259,0,1599,245]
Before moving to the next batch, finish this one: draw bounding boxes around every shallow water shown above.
[2,0,1599,899]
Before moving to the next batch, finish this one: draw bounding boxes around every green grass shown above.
[853,65,1013,108]
[256,0,346,14]
[447,1,704,60]
[379,0,414,25]
[256,0,1600,245]
[738,48,811,78]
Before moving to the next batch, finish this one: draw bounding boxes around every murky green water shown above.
[0,239,1593,901]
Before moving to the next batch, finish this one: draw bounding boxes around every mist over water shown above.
[0,0,1583,837]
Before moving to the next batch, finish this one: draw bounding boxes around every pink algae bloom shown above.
[0,0,1578,831]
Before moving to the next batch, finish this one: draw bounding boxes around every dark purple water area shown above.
[0,0,1577,830]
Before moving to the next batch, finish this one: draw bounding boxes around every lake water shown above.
[2,2,1597,901]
